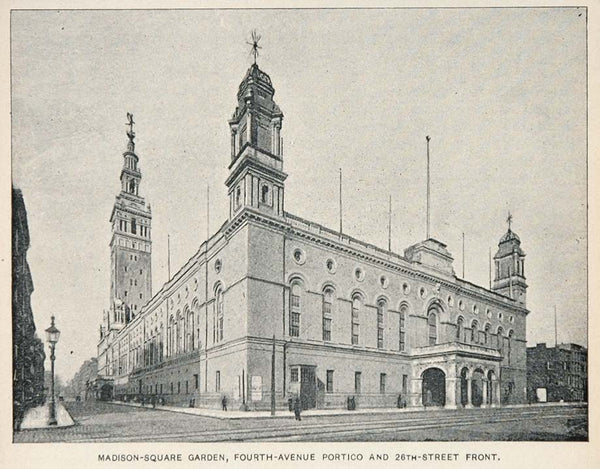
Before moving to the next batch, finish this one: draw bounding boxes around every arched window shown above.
[290,282,302,337]
[322,287,334,341]
[428,310,437,346]
[456,316,464,342]
[497,326,504,351]
[214,288,224,343]
[484,323,491,346]
[186,309,194,352]
[377,299,386,349]
[471,320,479,344]
[508,329,514,365]
[351,294,361,345]
[399,304,408,351]
[261,184,270,204]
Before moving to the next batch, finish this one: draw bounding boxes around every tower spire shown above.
[507,210,513,231]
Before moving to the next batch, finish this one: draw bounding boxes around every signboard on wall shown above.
[251,375,262,401]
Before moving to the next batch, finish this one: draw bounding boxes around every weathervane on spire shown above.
[247,30,262,65]
[507,211,513,231]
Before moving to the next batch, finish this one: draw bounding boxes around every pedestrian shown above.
[221,395,228,411]
[293,396,302,421]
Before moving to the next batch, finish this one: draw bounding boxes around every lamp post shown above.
[45,316,60,426]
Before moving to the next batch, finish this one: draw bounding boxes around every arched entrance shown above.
[471,369,484,407]
[460,367,469,407]
[422,368,446,407]
[99,384,113,401]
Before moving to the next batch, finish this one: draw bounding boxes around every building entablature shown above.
[411,341,503,361]
[225,206,528,316]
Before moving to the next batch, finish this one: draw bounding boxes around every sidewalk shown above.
[20,402,75,429]
[108,400,586,420]
[110,401,436,420]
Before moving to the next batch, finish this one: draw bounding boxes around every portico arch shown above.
[421,368,446,407]
[471,368,485,407]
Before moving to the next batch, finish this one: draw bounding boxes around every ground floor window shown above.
[355,371,362,394]
[380,373,386,394]
[216,371,221,392]
[290,367,299,382]
[326,370,334,393]
[194,374,199,390]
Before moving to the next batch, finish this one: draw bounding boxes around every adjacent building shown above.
[97,57,529,410]
[12,187,46,430]
[527,343,587,403]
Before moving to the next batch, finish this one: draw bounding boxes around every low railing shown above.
[411,341,502,359]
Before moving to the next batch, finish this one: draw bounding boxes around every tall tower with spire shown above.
[108,114,152,326]
[225,33,286,219]
[492,212,527,306]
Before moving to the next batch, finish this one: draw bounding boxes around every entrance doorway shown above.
[300,366,316,410]
[422,368,446,407]
[471,369,484,407]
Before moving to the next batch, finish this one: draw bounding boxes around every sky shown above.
[11,8,587,382]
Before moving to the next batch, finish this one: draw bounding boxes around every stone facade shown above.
[97,61,528,411]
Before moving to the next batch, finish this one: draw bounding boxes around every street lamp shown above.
[45,316,60,426]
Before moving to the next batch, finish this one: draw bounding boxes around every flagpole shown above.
[462,232,465,278]
[388,194,392,252]
[339,168,343,235]
[426,136,431,239]
[167,234,171,280]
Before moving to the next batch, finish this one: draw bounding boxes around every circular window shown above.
[419,286,427,299]
[447,295,454,307]
[402,283,410,295]
[292,248,306,265]
[458,299,465,311]
[326,258,337,274]
[473,304,479,314]
[215,258,222,273]
[354,267,365,282]
[380,275,389,289]
[486,308,492,319]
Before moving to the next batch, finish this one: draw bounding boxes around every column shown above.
[465,378,473,408]
[410,378,423,408]
[495,378,501,406]
[481,379,489,408]
[445,378,459,409]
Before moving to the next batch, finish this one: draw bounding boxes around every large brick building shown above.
[527,343,587,403]
[97,58,529,410]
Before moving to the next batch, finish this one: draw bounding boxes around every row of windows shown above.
[118,218,150,238]
[290,281,515,352]
[137,374,201,396]
[291,369,409,396]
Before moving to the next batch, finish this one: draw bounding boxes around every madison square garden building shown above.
[97,59,528,411]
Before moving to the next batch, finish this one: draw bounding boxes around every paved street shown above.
[13,401,587,443]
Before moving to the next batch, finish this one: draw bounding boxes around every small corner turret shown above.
[492,212,527,305]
